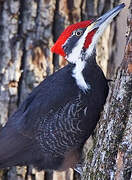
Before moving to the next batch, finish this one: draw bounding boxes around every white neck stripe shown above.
[72,58,90,92]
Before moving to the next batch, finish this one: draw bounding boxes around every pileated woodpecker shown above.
[0,4,124,171]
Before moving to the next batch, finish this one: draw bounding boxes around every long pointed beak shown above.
[82,3,125,37]
[66,3,125,63]
[92,3,125,29]
[85,3,125,58]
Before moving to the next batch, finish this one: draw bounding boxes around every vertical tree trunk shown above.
[82,1,132,180]
[0,0,129,180]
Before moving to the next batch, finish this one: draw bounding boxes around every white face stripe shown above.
[86,9,122,58]
[68,5,123,92]
[66,23,94,64]
[67,24,94,92]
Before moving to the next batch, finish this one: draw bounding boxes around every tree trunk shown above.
[0,0,129,180]
[82,1,132,180]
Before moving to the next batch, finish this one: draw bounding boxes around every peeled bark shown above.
[0,0,129,180]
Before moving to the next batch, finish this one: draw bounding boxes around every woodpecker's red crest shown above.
[51,3,125,64]
[51,21,95,57]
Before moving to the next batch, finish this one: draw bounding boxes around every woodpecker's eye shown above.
[73,29,83,36]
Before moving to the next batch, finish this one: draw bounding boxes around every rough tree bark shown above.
[0,0,129,180]
[82,1,132,180]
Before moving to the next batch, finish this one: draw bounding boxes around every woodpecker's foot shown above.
[74,163,83,175]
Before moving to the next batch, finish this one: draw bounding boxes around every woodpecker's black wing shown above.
[0,60,109,170]
[0,63,80,169]
[31,60,109,171]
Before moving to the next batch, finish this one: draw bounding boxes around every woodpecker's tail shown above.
[0,123,35,169]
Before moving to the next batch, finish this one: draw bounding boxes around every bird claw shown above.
[74,163,83,175]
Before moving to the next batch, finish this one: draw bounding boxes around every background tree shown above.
[0,0,130,180]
